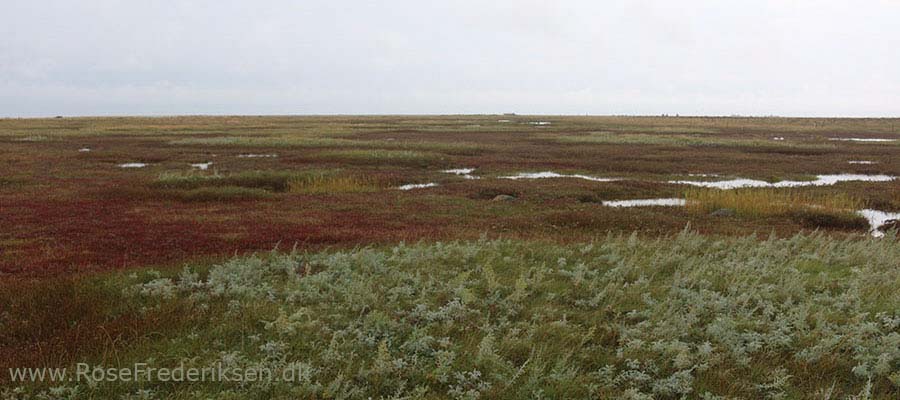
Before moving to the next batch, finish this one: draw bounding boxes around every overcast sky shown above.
[2,0,899,117]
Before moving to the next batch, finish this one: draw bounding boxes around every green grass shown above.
[5,233,899,399]
[685,188,862,217]
[150,170,382,200]
[313,149,443,165]
[170,136,487,155]
[149,171,302,202]
[152,171,297,192]
[288,172,380,194]
[684,188,869,230]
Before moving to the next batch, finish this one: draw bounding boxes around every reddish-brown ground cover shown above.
[2,115,898,274]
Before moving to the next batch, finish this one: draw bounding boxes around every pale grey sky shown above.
[2,0,899,117]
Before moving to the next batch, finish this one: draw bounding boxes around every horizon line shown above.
[3,113,900,120]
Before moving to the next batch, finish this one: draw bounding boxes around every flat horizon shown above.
[4,113,900,119]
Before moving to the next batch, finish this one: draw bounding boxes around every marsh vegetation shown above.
[1,116,898,398]
[3,233,899,398]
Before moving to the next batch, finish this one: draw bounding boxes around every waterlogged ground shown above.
[3,234,899,398]
[1,115,899,274]
[1,116,900,398]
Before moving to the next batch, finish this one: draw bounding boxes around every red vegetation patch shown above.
[1,115,898,274]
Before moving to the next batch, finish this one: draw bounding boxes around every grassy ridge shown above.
[152,171,297,192]
[3,232,898,398]
[685,188,870,230]
[288,173,379,194]
[149,170,385,201]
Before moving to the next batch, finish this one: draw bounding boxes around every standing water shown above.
[501,171,618,182]
[858,209,900,238]
[669,174,895,189]
[601,199,687,207]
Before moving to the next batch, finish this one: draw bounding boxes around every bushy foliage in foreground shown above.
[7,232,900,399]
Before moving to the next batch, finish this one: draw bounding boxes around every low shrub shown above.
[789,209,870,230]
[470,188,522,200]
[8,233,896,398]
[0,177,27,189]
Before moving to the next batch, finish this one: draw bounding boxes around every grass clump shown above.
[788,209,871,230]
[686,188,862,217]
[288,172,379,194]
[149,171,298,202]
[686,188,869,229]
[151,170,378,199]
[6,233,899,398]
[0,177,27,189]
[314,149,442,166]
[152,171,295,192]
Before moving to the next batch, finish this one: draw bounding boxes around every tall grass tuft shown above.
[152,171,295,192]
[152,170,380,199]
[685,188,869,229]
[288,173,379,194]
[685,188,862,217]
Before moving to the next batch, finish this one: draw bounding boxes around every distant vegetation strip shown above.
[168,136,488,155]
[556,132,836,148]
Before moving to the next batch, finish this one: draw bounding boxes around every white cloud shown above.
[2,0,899,116]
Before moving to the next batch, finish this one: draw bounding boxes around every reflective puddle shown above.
[829,138,896,143]
[443,168,480,180]
[848,160,876,165]
[858,209,900,237]
[669,174,895,189]
[397,183,438,190]
[237,154,278,158]
[15,136,47,142]
[119,163,148,168]
[602,198,686,207]
[501,171,618,182]
[191,162,213,170]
